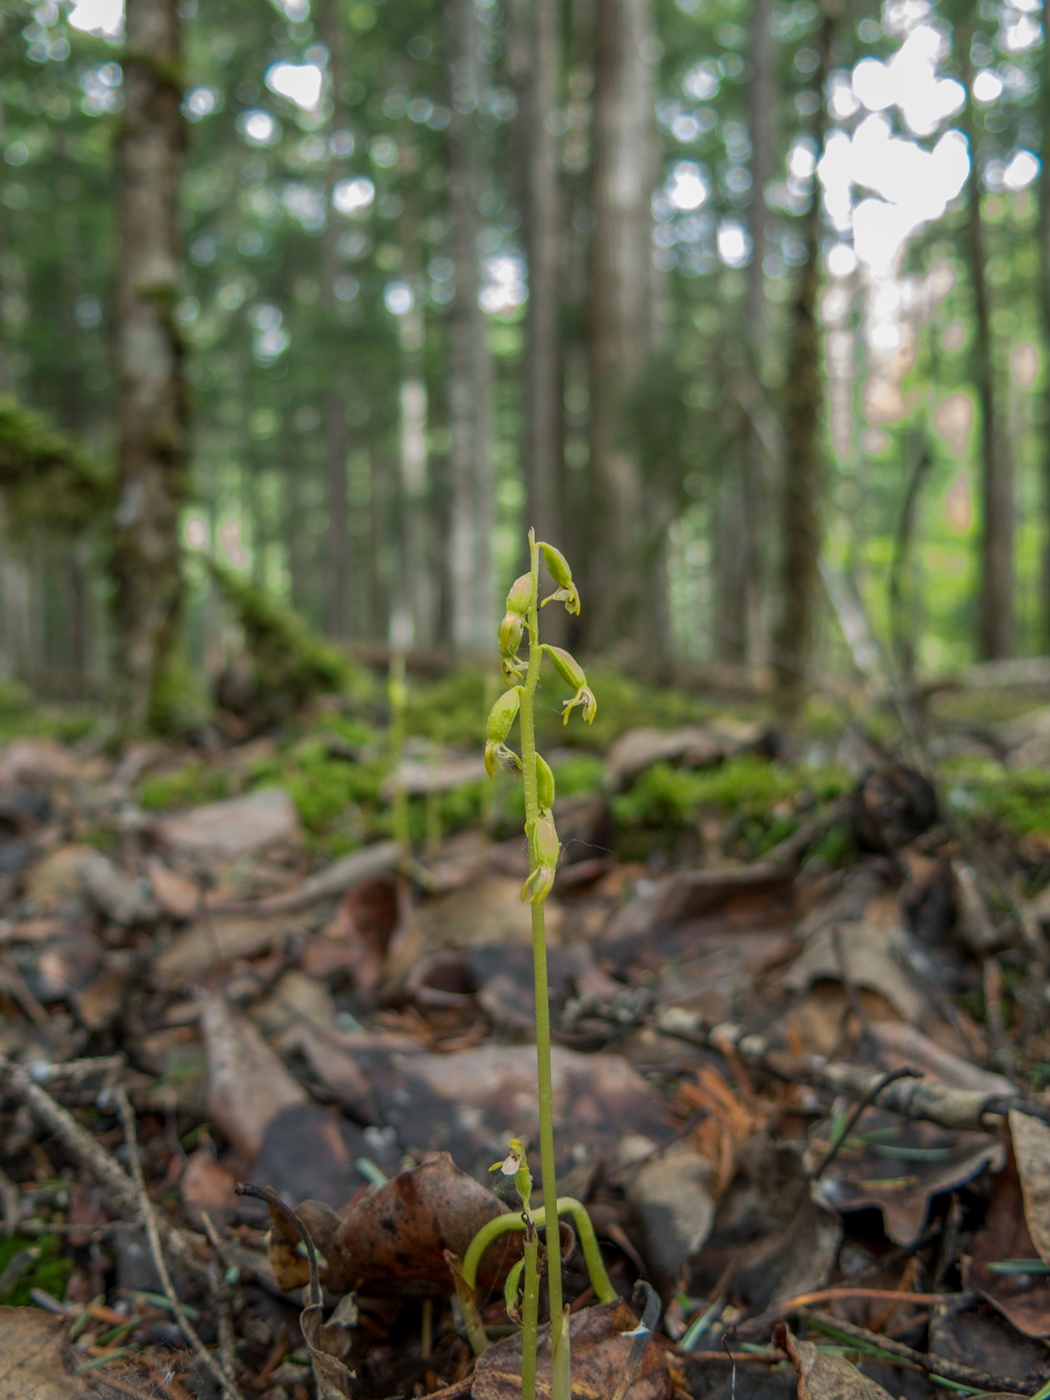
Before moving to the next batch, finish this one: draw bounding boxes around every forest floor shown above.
[3,669,1050,1398]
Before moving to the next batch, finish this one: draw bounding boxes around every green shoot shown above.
[481,532,597,1399]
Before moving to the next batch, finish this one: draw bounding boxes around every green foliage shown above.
[147,650,213,737]
[945,764,1050,840]
[0,1232,74,1307]
[140,761,232,812]
[405,669,487,747]
[0,397,113,535]
[611,755,849,859]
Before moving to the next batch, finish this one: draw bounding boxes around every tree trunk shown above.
[112,0,188,733]
[521,0,563,565]
[961,50,1012,659]
[448,0,495,656]
[742,0,775,666]
[772,9,831,710]
[322,0,351,640]
[1038,28,1050,648]
[587,0,657,655]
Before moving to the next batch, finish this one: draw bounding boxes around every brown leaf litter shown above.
[4,733,1050,1400]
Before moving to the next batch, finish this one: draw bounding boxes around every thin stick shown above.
[800,1308,1033,1394]
[0,1057,139,1218]
[754,1286,970,1326]
[812,1065,921,1179]
[113,1090,243,1400]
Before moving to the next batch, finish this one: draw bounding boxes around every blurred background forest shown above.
[0,0,1046,735]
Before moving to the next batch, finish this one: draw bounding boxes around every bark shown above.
[447,0,495,656]
[742,0,775,665]
[322,0,351,640]
[951,22,1012,659]
[961,67,1012,659]
[1039,31,1050,648]
[772,10,832,711]
[112,0,188,733]
[521,0,564,565]
[586,0,658,656]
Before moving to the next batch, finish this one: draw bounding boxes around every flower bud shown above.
[541,644,586,691]
[485,740,521,778]
[487,686,521,744]
[505,572,535,618]
[520,863,556,905]
[536,754,556,811]
[539,542,573,589]
[533,810,560,867]
[562,685,597,726]
[498,611,523,659]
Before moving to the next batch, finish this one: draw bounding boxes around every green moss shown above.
[0,702,99,745]
[140,761,232,811]
[0,1233,74,1307]
[147,650,212,736]
[404,668,487,747]
[611,755,849,861]
[944,763,1050,839]
[0,397,114,536]
[534,667,747,751]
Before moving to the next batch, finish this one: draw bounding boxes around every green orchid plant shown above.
[475,530,598,1399]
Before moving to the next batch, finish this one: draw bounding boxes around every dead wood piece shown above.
[208,837,401,913]
[800,1309,1036,1395]
[0,1056,139,1218]
[113,1088,243,1400]
[657,1007,1043,1132]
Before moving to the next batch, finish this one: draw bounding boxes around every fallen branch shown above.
[799,1308,1035,1396]
[0,1057,140,1218]
[114,1089,243,1400]
[208,838,401,913]
[657,1007,1047,1132]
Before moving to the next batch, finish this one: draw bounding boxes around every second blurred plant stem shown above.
[389,647,409,864]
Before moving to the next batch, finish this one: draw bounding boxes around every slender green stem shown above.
[462,1198,617,1305]
[521,1229,539,1400]
[518,531,565,1389]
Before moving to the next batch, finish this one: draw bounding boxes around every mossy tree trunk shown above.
[112,0,188,734]
[322,0,351,641]
[772,6,832,711]
[1040,32,1050,648]
[959,31,1012,660]
[448,0,495,656]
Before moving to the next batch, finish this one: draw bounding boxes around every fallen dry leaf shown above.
[201,993,307,1161]
[181,1148,238,1231]
[1010,1108,1050,1265]
[0,1306,92,1400]
[689,1135,841,1311]
[967,1142,1050,1338]
[146,857,201,920]
[155,911,297,978]
[625,1145,714,1294]
[471,1299,672,1399]
[324,1153,517,1297]
[153,786,300,855]
[869,1021,1014,1094]
[807,1106,1003,1246]
[783,917,926,1024]
[779,1323,895,1400]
